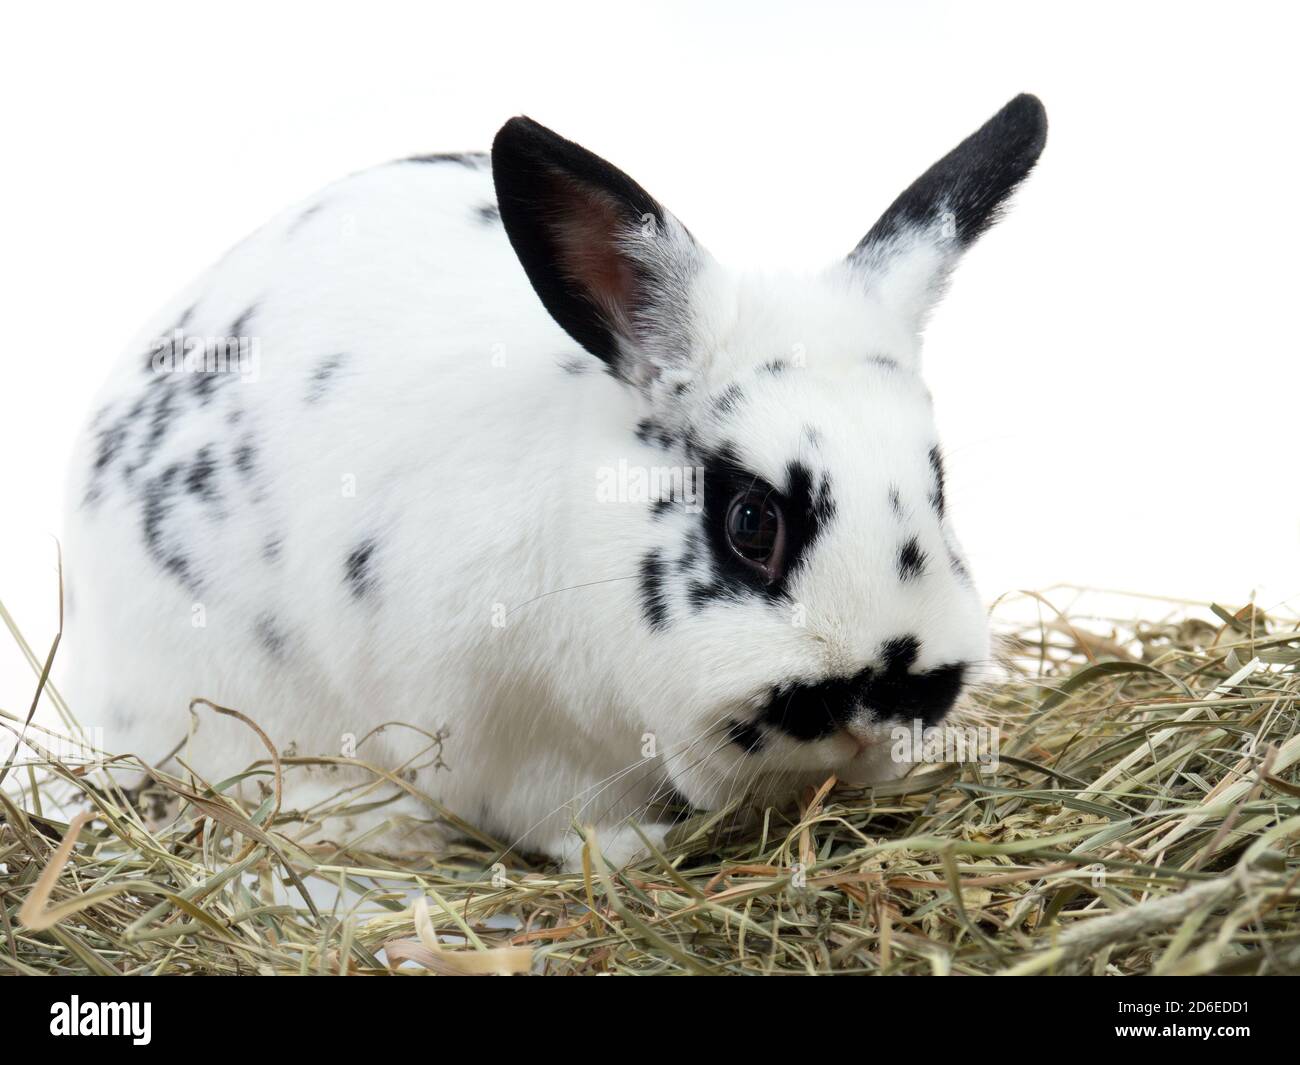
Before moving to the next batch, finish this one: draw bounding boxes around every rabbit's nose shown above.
[863,635,966,727]
[755,633,968,743]
[836,726,875,757]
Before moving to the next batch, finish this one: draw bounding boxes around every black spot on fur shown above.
[475,202,500,224]
[928,446,946,518]
[254,613,289,658]
[558,355,590,376]
[190,306,257,403]
[263,535,283,563]
[888,485,903,515]
[190,357,233,402]
[726,718,766,754]
[687,579,741,611]
[141,463,198,590]
[234,439,257,476]
[345,539,378,599]
[763,359,788,375]
[676,530,704,575]
[759,635,965,741]
[898,536,928,581]
[872,636,965,728]
[681,425,703,457]
[639,550,669,630]
[881,635,920,672]
[185,446,219,502]
[787,461,837,550]
[230,305,257,339]
[84,399,143,504]
[305,353,347,404]
[949,549,969,582]
[759,676,856,741]
[635,418,676,450]
[85,392,158,502]
[137,376,182,469]
[866,354,900,371]
[712,383,744,416]
[404,151,489,168]
[141,465,178,551]
[126,394,148,422]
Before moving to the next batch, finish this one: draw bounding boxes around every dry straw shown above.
[1,586,1297,975]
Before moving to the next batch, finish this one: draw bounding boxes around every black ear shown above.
[492,117,703,382]
[847,94,1047,331]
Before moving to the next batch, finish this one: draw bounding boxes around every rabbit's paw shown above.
[549,822,671,873]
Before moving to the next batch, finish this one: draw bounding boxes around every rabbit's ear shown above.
[847,94,1046,336]
[493,117,705,386]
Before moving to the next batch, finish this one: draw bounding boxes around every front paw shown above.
[549,822,671,873]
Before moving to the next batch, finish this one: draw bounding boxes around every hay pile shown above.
[2,588,1298,975]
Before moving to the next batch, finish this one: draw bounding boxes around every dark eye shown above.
[725,489,787,582]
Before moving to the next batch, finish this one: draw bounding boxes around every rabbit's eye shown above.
[725,490,787,582]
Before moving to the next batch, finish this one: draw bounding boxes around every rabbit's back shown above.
[59,153,582,776]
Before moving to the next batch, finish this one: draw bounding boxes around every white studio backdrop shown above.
[2,0,1297,714]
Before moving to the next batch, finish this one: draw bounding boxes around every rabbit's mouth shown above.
[661,712,902,811]
[832,726,881,759]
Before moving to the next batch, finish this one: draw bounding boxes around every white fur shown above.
[60,151,991,868]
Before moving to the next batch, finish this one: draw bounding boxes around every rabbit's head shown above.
[492,96,1046,808]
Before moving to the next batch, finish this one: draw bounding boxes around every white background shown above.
[2,1,1297,711]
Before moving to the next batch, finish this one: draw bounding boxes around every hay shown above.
[2,588,1298,976]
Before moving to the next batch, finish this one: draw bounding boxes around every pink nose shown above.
[836,728,872,757]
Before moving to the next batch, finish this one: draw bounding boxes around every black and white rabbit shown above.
[61,95,1047,865]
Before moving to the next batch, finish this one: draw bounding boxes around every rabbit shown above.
[59,94,1047,868]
